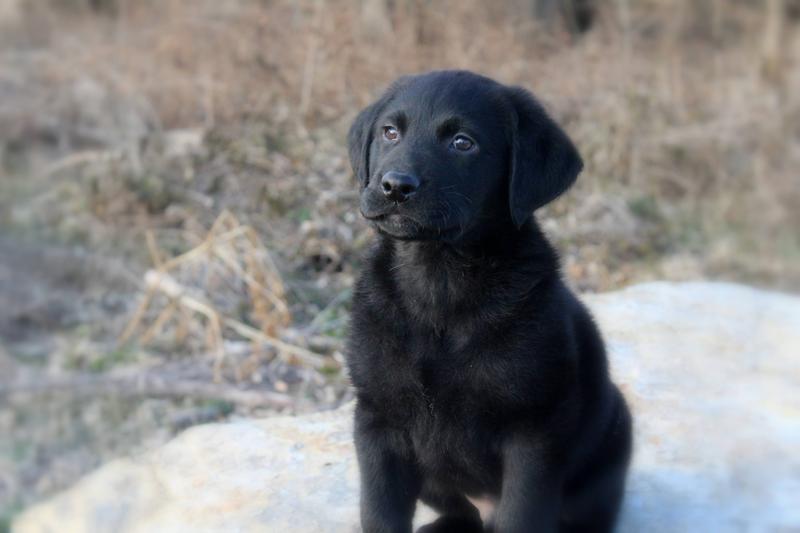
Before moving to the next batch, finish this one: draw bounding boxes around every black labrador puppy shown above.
[346,70,632,533]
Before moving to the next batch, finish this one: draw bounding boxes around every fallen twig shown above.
[143,270,334,369]
[118,211,318,381]
[0,371,293,409]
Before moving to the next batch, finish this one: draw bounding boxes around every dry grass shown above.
[120,210,337,381]
[1,0,798,289]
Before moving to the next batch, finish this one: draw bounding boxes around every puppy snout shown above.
[380,171,420,203]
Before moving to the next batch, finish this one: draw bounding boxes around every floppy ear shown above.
[506,87,583,227]
[347,100,381,189]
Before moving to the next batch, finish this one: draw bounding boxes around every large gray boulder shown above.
[13,282,800,532]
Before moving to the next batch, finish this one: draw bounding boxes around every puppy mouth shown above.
[359,210,391,222]
[359,205,409,224]
[364,212,421,232]
[362,211,461,240]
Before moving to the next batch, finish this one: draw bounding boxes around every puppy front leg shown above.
[355,407,421,533]
[493,436,562,533]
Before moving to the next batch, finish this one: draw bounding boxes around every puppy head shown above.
[348,70,582,242]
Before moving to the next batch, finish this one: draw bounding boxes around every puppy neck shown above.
[380,218,559,329]
[387,217,556,264]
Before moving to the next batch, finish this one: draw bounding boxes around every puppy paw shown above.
[416,515,484,533]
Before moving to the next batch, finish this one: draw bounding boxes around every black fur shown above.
[346,70,632,533]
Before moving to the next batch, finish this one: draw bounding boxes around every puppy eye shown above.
[451,134,475,152]
[383,126,400,142]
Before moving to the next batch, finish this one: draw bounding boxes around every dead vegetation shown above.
[119,210,339,382]
[2,0,798,287]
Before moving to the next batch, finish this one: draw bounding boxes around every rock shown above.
[13,282,800,532]
[0,0,20,28]
[590,282,800,532]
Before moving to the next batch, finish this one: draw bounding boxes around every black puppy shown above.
[346,71,632,533]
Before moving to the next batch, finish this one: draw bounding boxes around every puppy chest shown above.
[372,356,502,483]
[410,409,502,491]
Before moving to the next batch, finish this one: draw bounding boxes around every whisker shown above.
[445,190,473,206]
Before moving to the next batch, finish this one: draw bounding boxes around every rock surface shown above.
[13,282,800,533]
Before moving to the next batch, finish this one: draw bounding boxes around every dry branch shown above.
[143,270,331,369]
[118,211,333,381]
[0,372,293,409]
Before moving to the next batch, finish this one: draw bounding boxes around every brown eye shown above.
[451,134,475,152]
[383,126,400,142]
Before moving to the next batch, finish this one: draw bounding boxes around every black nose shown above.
[380,171,420,203]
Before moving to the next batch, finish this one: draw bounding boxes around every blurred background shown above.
[0,0,798,529]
